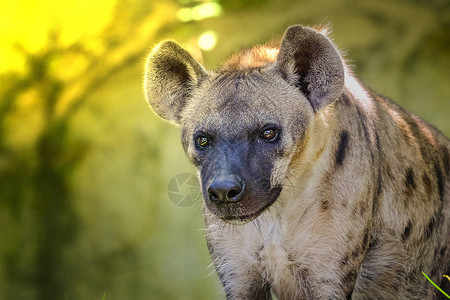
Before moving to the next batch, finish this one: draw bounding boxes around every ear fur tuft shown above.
[144,41,207,123]
[276,25,344,112]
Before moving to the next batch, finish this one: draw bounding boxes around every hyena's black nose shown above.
[207,175,245,204]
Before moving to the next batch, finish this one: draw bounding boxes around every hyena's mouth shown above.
[215,185,282,224]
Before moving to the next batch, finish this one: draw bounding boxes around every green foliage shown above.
[423,272,450,298]
[220,0,269,10]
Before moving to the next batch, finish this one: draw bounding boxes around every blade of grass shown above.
[422,272,450,299]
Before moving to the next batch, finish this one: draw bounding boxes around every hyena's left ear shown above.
[276,25,345,112]
[144,41,207,123]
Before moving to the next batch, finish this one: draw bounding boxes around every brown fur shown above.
[144,25,450,299]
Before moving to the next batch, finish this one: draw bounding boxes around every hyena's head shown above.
[145,25,344,224]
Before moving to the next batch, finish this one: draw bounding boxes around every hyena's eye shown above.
[195,134,210,149]
[260,125,280,143]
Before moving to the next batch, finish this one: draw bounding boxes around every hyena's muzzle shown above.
[199,137,282,224]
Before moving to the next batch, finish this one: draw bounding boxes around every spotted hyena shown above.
[144,25,449,299]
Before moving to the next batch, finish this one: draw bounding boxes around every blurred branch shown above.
[58,2,176,121]
[0,2,179,299]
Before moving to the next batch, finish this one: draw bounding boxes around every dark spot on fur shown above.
[295,266,312,290]
[372,168,382,216]
[192,156,201,167]
[434,247,439,258]
[351,248,361,259]
[359,203,367,216]
[434,162,444,202]
[369,150,375,165]
[346,289,354,300]
[300,267,310,277]
[340,94,352,107]
[279,68,288,81]
[425,217,436,239]
[275,146,286,158]
[341,255,349,266]
[253,245,264,262]
[400,110,432,163]
[288,253,295,262]
[422,173,432,195]
[255,252,261,262]
[343,269,358,287]
[255,245,264,262]
[406,271,415,282]
[439,246,447,257]
[369,235,378,249]
[362,229,370,248]
[249,281,271,299]
[299,274,313,298]
[355,106,370,143]
[430,265,438,277]
[375,131,381,153]
[336,131,350,166]
[402,221,412,241]
[405,168,416,191]
[320,199,330,212]
[375,174,382,199]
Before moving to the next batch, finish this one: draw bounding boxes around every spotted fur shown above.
[144,25,450,299]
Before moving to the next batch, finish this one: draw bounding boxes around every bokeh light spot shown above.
[197,31,217,51]
[176,2,222,22]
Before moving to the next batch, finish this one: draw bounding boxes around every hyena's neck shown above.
[278,70,445,235]
[291,73,450,240]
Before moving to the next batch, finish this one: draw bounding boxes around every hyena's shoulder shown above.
[333,82,450,298]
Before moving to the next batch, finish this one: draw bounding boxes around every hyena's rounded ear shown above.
[144,41,207,123]
[276,25,344,112]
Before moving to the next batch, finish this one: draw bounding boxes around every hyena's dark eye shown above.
[195,134,210,149]
[260,126,280,143]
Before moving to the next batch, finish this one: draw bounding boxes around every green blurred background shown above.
[0,0,449,299]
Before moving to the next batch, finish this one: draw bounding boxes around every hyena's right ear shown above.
[276,25,345,112]
[144,41,207,123]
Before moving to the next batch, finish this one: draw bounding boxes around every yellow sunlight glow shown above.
[0,0,115,73]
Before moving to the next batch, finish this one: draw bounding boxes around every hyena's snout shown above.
[207,174,246,204]
[200,144,282,223]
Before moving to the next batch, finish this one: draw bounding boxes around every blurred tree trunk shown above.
[32,121,78,299]
[0,1,177,299]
